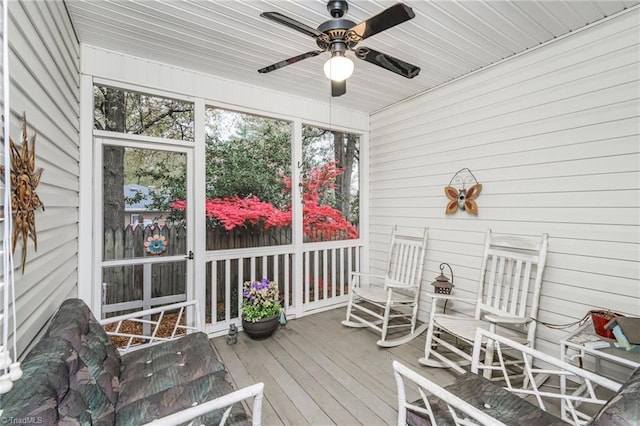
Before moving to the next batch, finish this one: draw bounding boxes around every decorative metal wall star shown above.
[1,113,45,273]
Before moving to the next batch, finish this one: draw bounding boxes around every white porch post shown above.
[292,119,304,318]
[193,98,207,326]
[78,74,96,311]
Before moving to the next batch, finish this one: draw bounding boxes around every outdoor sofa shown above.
[394,328,639,425]
[0,298,263,425]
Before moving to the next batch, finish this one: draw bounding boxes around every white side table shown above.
[559,320,640,422]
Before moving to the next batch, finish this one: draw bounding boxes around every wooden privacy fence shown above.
[104,223,187,261]
[103,224,188,310]
[206,226,292,250]
[103,225,294,306]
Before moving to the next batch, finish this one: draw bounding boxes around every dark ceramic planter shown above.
[242,314,279,340]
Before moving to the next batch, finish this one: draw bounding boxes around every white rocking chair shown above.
[342,226,428,347]
[419,229,549,376]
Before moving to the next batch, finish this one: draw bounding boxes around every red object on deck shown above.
[590,310,624,340]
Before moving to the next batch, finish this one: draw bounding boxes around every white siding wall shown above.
[369,9,639,356]
[1,0,80,357]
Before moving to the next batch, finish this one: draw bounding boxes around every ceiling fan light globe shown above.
[324,56,354,82]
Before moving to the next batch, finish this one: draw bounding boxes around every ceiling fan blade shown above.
[332,80,346,97]
[347,3,415,42]
[261,12,329,43]
[355,47,420,79]
[258,50,324,74]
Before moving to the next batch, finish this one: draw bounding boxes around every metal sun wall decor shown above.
[445,168,482,215]
[0,113,45,273]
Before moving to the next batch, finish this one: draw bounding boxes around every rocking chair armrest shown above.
[483,314,531,324]
[425,293,476,303]
[385,281,415,289]
[350,272,386,287]
[351,272,386,280]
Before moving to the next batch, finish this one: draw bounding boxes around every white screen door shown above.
[95,137,194,317]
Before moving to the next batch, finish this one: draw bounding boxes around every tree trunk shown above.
[333,131,357,220]
[102,88,126,231]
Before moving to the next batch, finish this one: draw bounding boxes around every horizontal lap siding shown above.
[369,8,640,356]
[2,0,80,357]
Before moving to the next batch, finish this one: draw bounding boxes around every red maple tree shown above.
[170,161,358,241]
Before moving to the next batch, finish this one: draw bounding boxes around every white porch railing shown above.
[204,241,362,335]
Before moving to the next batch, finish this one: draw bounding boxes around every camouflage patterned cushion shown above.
[0,338,70,425]
[117,331,225,407]
[116,370,249,425]
[57,388,94,424]
[65,350,116,424]
[0,337,116,425]
[47,298,121,404]
[407,371,565,426]
[588,366,640,426]
[4,299,250,426]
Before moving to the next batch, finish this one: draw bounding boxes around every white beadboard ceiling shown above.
[65,0,638,113]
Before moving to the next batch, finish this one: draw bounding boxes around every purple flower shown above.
[251,278,270,291]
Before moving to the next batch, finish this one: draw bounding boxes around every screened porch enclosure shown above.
[95,86,365,331]
[3,0,635,387]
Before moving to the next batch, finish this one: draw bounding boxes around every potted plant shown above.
[241,278,281,340]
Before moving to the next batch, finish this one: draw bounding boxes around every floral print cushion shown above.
[407,371,565,426]
[588,366,640,425]
[118,331,226,407]
[116,370,249,425]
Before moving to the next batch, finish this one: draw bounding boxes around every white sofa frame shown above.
[99,300,264,426]
[394,329,622,426]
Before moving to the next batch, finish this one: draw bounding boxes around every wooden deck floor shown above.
[211,307,457,426]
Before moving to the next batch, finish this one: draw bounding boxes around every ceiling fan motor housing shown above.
[326,0,348,18]
[317,18,357,50]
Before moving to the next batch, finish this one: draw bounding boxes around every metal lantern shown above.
[431,263,454,295]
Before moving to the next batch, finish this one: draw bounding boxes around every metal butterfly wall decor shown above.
[445,168,481,215]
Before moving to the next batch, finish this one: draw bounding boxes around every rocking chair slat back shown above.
[386,232,427,289]
[475,233,549,320]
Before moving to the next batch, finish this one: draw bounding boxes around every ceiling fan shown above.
[257,0,420,97]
